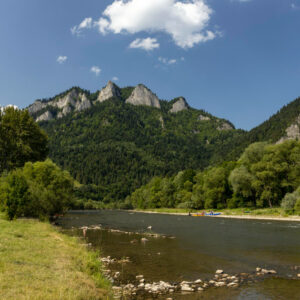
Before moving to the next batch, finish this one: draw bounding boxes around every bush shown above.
[0,160,75,220]
[281,193,298,212]
[281,187,300,213]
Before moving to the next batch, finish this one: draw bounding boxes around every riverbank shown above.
[132,208,300,221]
[0,213,111,300]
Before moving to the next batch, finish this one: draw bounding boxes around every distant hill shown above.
[224,96,300,160]
[27,81,243,202]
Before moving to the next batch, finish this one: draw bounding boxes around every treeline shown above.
[0,107,76,220]
[126,140,300,212]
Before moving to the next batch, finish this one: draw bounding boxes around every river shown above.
[58,210,300,299]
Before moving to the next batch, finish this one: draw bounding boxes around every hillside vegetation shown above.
[28,83,300,206]
[40,94,243,203]
[127,140,300,213]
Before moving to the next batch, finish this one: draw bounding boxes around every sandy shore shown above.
[132,210,300,222]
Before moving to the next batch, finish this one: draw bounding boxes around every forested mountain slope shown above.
[27,82,300,203]
[224,96,300,160]
[29,82,243,202]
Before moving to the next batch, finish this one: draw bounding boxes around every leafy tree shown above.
[0,107,48,173]
[229,166,255,207]
[0,160,75,220]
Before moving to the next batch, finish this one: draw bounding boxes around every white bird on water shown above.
[147,226,152,230]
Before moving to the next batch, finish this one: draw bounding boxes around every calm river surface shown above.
[58,210,300,299]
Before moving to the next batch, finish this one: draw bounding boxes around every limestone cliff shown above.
[36,111,54,122]
[217,122,234,131]
[198,114,211,121]
[97,81,121,103]
[29,88,91,121]
[169,97,189,113]
[277,115,300,144]
[126,84,161,109]
[28,101,47,114]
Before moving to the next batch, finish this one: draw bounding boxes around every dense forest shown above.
[19,82,300,209]
[224,96,300,160]
[39,92,244,203]
[127,140,300,212]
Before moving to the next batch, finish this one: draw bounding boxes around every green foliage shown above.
[40,98,241,202]
[0,160,75,220]
[127,140,300,211]
[0,107,48,173]
[224,97,300,160]
[281,187,300,212]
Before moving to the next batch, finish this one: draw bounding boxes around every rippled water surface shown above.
[58,210,300,299]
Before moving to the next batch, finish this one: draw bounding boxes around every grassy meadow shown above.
[0,213,111,300]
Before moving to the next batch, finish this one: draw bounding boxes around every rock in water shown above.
[169,97,189,113]
[126,84,161,108]
[97,81,121,103]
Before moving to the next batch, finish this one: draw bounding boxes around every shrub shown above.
[281,187,300,212]
[0,160,75,220]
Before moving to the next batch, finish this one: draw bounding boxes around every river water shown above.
[58,210,300,299]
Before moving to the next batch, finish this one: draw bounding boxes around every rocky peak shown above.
[28,100,47,114]
[217,122,234,131]
[126,84,161,109]
[75,93,92,112]
[36,111,53,122]
[97,81,121,103]
[53,89,78,109]
[198,114,211,121]
[169,97,189,113]
[277,115,300,144]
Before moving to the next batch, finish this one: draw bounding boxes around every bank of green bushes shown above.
[127,140,300,213]
[0,159,75,220]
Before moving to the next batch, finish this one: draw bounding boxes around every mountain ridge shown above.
[27,81,235,130]
[22,81,300,203]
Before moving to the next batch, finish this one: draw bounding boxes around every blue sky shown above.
[0,0,300,130]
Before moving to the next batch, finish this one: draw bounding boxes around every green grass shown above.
[0,213,111,300]
[134,207,300,218]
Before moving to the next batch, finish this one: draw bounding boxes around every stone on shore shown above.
[181,285,194,292]
[227,282,239,287]
[261,269,277,274]
[216,269,224,274]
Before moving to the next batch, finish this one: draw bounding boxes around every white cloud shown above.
[129,37,160,51]
[158,57,177,65]
[90,66,101,76]
[77,0,216,48]
[57,56,68,64]
[0,104,18,113]
[71,17,93,36]
[112,76,119,81]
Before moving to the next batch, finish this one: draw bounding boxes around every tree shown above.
[0,160,75,220]
[229,165,255,207]
[0,107,48,173]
